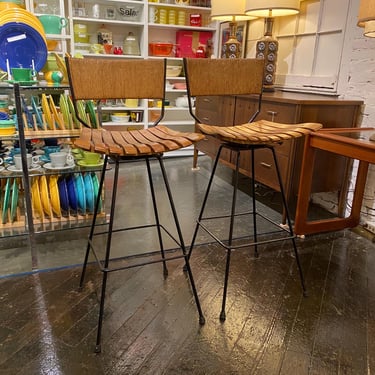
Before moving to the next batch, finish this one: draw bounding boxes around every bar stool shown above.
[183,58,323,321]
[66,57,205,352]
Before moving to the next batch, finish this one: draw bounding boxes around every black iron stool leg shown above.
[270,148,307,295]
[158,156,205,324]
[146,157,168,277]
[95,158,120,353]
[251,148,258,257]
[188,145,224,260]
[80,155,109,288]
[220,149,240,321]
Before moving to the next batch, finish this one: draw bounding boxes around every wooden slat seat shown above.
[197,119,322,145]
[73,126,204,157]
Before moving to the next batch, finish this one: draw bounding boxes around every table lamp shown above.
[245,0,300,91]
[211,0,255,58]
[358,0,375,37]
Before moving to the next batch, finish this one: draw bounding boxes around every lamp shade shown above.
[211,0,256,21]
[358,0,375,37]
[245,0,300,17]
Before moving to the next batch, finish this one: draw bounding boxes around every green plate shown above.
[66,94,80,128]
[60,94,72,129]
[86,100,97,128]
[10,178,18,222]
[2,178,11,224]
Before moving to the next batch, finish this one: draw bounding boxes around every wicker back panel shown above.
[183,58,264,97]
[66,58,165,100]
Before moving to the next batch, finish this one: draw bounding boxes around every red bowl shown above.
[149,42,174,56]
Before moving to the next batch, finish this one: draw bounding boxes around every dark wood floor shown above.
[0,226,375,374]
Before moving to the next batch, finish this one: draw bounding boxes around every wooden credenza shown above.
[194,91,363,212]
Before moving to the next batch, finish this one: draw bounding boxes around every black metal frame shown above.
[79,154,205,353]
[188,142,307,322]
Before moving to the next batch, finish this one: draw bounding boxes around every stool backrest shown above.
[183,58,264,124]
[65,57,166,127]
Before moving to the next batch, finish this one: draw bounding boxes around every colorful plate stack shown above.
[31,173,103,220]
[0,5,47,75]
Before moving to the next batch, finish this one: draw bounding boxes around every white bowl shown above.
[166,65,182,77]
[111,114,130,122]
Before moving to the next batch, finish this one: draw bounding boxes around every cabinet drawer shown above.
[196,96,235,125]
[196,135,231,163]
[238,149,289,192]
[259,102,298,123]
[234,97,298,124]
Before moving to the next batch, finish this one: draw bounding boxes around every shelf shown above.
[148,24,215,32]
[72,17,144,27]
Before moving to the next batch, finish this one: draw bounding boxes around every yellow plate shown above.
[39,175,52,216]
[41,94,53,129]
[48,95,64,129]
[53,52,69,83]
[49,175,61,217]
[31,177,43,220]
[0,11,46,39]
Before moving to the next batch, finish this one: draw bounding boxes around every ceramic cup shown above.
[168,9,176,24]
[177,10,186,25]
[43,146,60,161]
[83,151,101,165]
[11,68,36,82]
[159,8,167,24]
[148,6,158,23]
[38,15,68,34]
[125,98,138,107]
[50,152,74,168]
[13,154,39,170]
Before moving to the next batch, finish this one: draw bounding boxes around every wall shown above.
[322,1,375,229]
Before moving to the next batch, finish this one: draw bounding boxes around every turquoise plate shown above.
[74,173,86,213]
[91,172,102,213]
[84,172,94,213]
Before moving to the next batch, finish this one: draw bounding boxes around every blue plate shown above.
[66,175,78,211]
[0,22,47,72]
[84,173,94,213]
[57,176,69,212]
[74,173,86,213]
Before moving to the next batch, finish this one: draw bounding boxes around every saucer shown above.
[7,164,41,172]
[43,162,75,171]
[6,80,38,86]
[77,160,104,168]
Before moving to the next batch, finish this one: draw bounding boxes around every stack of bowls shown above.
[0,4,47,76]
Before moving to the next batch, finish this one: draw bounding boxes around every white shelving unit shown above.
[26,0,217,156]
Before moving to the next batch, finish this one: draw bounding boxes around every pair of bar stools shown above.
[66,57,322,352]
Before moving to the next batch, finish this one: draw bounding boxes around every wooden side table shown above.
[294,128,375,235]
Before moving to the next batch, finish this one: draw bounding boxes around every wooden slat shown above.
[138,128,181,151]
[110,131,139,156]
[129,130,166,153]
[101,130,124,155]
